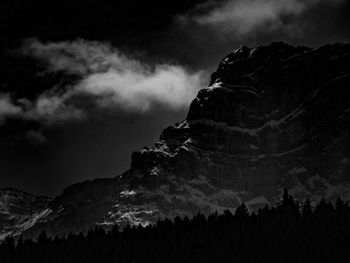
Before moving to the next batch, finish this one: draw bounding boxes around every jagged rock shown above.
[2,42,350,239]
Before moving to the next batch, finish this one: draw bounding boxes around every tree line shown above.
[1,190,350,263]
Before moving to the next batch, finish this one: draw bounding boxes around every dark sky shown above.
[0,0,349,196]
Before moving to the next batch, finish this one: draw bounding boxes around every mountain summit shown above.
[2,42,350,239]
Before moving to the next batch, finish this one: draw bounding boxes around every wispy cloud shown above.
[0,39,205,125]
[23,39,205,112]
[183,0,345,36]
[26,92,85,123]
[0,91,84,125]
[76,65,202,111]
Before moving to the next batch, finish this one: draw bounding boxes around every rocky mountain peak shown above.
[2,42,350,240]
[188,42,349,128]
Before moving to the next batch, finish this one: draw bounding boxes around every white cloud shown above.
[185,0,344,36]
[78,65,201,111]
[23,39,205,113]
[0,39,205,125]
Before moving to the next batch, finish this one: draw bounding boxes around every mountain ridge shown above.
[2,41,350,240]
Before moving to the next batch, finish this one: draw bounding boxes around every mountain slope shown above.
[3,42,350,239]
[0,188,51,239]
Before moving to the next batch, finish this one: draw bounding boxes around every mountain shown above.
[0,188,51,239]
[2,42,350,240]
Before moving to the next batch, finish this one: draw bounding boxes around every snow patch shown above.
[190,106,305,138]
[208,82,223,90]
[120,190,136,197]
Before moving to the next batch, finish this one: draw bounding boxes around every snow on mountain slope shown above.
[0,188,52,239]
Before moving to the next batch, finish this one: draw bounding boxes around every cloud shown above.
[183,0,345,37]
[28,93,85,123]
[22,39,205,112]
[77,65,201,111]
[0,92,84,125]
[25,130,47,145]
[0,94,23,122]
[0,39,205,125]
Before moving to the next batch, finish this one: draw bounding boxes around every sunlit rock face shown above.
[3,42,350,239]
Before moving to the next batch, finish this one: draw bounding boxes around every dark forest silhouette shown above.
[1,190,350,263]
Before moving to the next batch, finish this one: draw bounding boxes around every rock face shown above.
[0,188,51,239]
[2,42,350,239]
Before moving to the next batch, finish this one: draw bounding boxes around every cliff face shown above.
[130,42,350,205]
[3,42,350,239]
